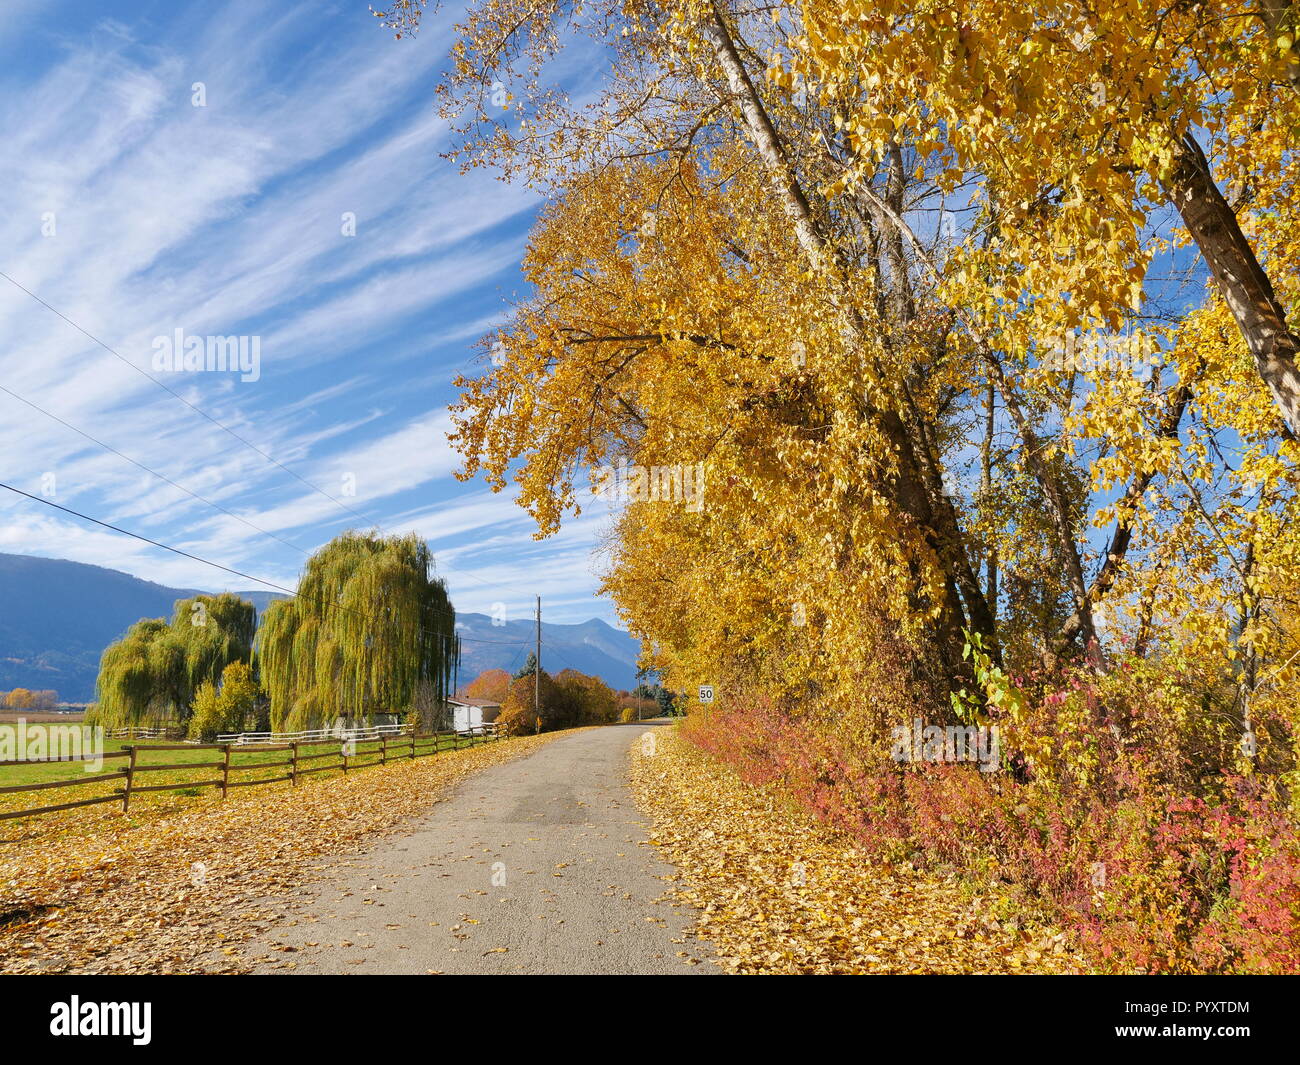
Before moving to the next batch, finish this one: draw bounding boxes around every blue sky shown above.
[0,0,623,626]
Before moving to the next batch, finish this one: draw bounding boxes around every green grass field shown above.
[0,729,492,819]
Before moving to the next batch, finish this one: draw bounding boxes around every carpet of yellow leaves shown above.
[0,731,580,974]
[630,728,1091,975]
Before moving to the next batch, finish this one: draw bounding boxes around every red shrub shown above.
[680,659,1300,973]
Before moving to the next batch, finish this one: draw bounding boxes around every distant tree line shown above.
[1,688,59,710]
[87,530,669,742]
[87,532,459,741]
[459,661,680,733]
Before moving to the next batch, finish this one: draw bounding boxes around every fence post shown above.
[410,730,417,760]
[291,741,299,786]
[381,735,388,766]
[122,745,137,813]
[220,743,231,800]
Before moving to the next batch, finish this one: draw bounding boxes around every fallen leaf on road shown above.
[629,728,1088,976]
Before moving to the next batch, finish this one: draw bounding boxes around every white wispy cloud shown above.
[0,1,615,627]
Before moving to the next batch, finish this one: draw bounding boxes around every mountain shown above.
[0,553,642,701]
[0,553,281,702]
[453,613,643,693]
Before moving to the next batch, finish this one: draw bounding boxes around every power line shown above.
[0,269,370,526]
[500,642,528,681]
[0,267,506,593]
[0,479,523,646]
[0,479,298,596]
[0,383,308,556]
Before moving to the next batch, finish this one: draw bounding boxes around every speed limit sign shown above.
[698,685,714,704]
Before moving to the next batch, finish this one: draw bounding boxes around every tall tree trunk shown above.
[874,142,998,654]
[1259,1,1300,93]
[842,169,1094,652]
[1058,378,1193,644]
[982,353,1098,650]
[699,1,992,675]
[980,381,998,621]
[1162,132,1300,434]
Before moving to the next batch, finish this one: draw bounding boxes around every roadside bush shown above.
[497,670,558,734]
[187,662,265,742]
[553,669,618,726]
[682,649,1300,973]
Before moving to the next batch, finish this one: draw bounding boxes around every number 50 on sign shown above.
[698,685,714,704]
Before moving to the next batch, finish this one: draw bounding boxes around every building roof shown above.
[447,697,502,708]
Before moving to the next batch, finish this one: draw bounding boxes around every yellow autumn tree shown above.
[376,0,1300,780]
[364,0,1300,973]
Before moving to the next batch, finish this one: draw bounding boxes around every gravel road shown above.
[245,720,718,974]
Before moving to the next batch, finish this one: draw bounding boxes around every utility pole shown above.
[534,595,541,724]
[451,634,459,732]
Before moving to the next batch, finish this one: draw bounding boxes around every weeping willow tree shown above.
[90,593,257,729]
[258,532,459,731]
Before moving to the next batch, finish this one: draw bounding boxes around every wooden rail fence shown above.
[0,724,503,823]
[102,726,184,740]
[216,723,412,745]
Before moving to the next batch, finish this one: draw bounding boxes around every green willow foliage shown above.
[91,593,256,729]
[258,532,459,731]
